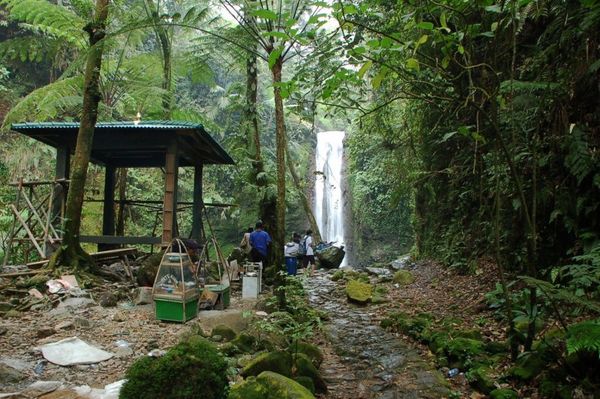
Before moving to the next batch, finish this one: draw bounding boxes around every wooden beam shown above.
[162,142,179,244]
[191,164,204,242]
[80,235,161,244]
[102,166,116,236]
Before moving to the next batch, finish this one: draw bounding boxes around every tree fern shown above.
[565,125,595,185]
[0,36,63,63]
[2,76,83,127]
[566,319,600,357]
[0,0,86,47]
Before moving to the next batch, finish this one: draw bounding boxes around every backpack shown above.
[298,236,308,256]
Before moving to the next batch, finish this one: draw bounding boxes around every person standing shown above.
[240,227,253,257]
[284,233,301,275]
[249,221,271,266]
[302,229,316,275]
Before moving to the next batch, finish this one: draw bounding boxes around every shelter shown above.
[9,121,234,251]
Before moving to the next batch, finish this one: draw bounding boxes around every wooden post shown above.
[100,165,116,250]
[191,164,204,243]
[50,147,70,229]
[162,142,179,244]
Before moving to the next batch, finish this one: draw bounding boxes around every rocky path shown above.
[306,271,450,399]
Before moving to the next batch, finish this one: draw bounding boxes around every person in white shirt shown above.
[302,230,315,275]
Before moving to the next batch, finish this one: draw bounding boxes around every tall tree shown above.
[48,0,110,270]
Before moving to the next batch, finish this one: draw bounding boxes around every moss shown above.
[445,337,485,366]
[345,279,372,304]
[331,270,344,281]
[293,353,327,394]
[241,351,293,378]
[228,371,315,399]
[211,325,237,342]
[231,333,257,353]
[293,376,315,394]
[466,366,496,394]
[292,342,324,368]
[508,352,546,381]
[485,341,508,354]
[120,336,228,399]
[383,312,432,341]
[489,388,518,399]
[16,274,50,290]
[393,270,415,285]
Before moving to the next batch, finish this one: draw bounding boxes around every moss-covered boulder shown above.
[293,376,315,394]
[393,270,415,285]
[345,279,372,304]
[136,251,164,286]
[228,371,315,399]
[230,333,258,353]
[293,353,327,394]
[331,270,344,282]
[508,352,546,381]
[315,245,345,269]
[211,325,237,342]
[445,337,485,367]
[241,351,293,378]
[490,388,518,399]
[466,365,496,393]
[293,342,324,368]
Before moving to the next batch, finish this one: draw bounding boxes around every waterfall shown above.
[315,131,346,257]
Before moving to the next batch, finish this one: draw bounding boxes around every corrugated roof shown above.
[10,120,235,166]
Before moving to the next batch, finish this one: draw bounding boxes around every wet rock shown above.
[0,301,13,312]
[99,292,118,307]
[211,334,223,342]
[21,380,63,397]
[345,280,372,305]
[133,287,153,305]
[390,256,415,270]
[136,251,163,287]
[55,320,75,330]
[293,342,324,368]
[315,246,345,269]
[365,267,392,279]
[37,326,56,339]
[229,371,315,399]
[293,353,327,393]
[74,317,91,328]
[211,324,237,342]
[0,362,25,383]
[56,297,96,310]
[393,270,415,285]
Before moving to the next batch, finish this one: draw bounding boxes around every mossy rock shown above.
[241,351,293,378]
[489,388,518,399]
[228,371,315,399]
[383,312,432,341]
[16,274,50,290]
[508,352,546,381]
[230,333,258,353]
[293,376,315,394]
[466,365,496,394]
[445,337,485,367]
[345,279,372,304]
[485,341,508,354]
[331,270,344,282]
[292,342,324,368]
[393,270,415,285]
[211,325,237,342]
[293,353,327,394]
[136,251,164,286]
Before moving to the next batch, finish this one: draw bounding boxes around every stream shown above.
[306,271,450,399]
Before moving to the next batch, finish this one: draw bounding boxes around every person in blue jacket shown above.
[249,221,271,266]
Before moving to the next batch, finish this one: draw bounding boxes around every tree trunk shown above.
[246,52,262,172]
[271,57,286,272]
[285,140,321,243]
[48,0,110,271]
[146,0,172,118]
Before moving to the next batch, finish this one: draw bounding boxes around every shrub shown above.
[119,336,228,399]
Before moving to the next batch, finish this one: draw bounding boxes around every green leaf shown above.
[417,21,434,30]
[268,47,283,69]
[264,31,288,40]
[417,35,428,45]
[457,45,465,54]
[485,5,502,13]
[358,61,373,79]
[372,68,388,89]
[440,12,448,29]
[252,9,278,20]
[406,58,419,71]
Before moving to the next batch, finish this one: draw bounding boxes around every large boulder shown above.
[241,351,293,378]
[315,246,345,269]
[229,371,315,399]
[345,280,372,305]
[136,252,164,286]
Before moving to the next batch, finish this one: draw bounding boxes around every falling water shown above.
[315,131,346,259]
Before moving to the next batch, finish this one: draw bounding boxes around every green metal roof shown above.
[11,120,235,167]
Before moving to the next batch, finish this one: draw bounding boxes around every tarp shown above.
[41,337,114,366]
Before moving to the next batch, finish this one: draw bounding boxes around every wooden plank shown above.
[0,270,45,277]
[80,235,161,245]
[89,248,137,257]
[10,204,45,258]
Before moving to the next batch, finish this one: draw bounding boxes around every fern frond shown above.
[2,76,83,127]
[566,319,600,356]
[565,126,595,185]
[519,275,600,314]
[0,36,63,63]
[0,0,86,47]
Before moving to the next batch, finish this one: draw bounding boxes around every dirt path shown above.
[306,271,451,399]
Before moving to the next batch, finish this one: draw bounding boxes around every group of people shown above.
[239,221,316,276]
